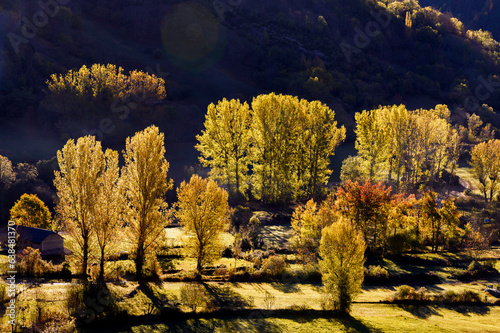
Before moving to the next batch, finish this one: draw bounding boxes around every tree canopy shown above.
[10,193,52,230]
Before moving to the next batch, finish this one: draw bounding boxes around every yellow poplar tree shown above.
[319,218,366,314]
[121,126,173,278]
[251,93,344,203]
[92,149,123,280]
[196,98,251,198]
[355,108,390,179]
[251,93,301,203]
[469,139,500,201]
[176,175,230,275]
[54,136,105,276]
[297,100,345,198]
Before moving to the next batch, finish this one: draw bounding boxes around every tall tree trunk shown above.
[135,243,144,279]
[99,247,105,281]
[82,237,88,278]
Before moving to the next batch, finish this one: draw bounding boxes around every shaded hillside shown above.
[419,0,500,40]
[1,0,500,161]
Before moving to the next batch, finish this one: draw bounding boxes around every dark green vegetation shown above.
[2,0,500,159]
[419,0,500,40]
[2,0,500,331]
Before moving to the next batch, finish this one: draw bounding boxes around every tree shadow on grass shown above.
[397,304,441,319]
[137,282,177,314]
[443,304,491,316]
[202,283,253,309]
[337,314,384,333]
[147,316,283,333]
[270,282,300,293]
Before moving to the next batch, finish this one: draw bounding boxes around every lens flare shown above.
[161,2,225,71]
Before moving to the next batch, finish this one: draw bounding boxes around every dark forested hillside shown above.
[1,0,500,161]
[419,0,500,40]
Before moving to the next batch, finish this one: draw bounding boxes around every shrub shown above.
[180,283,207,312]
[454,290,482,303]
[393,285,429,302]
[17,247,52,277]
[262,290,276,310]
[298,263,322,282]
[259,255,288,279]
[365,265,389,280]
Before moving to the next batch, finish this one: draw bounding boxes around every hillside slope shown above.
[1,0,500,161]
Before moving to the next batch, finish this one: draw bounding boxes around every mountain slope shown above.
[1,0,500,161]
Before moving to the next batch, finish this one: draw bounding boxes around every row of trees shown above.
[45,64,166,119]
[352,104,461,187]
[196,93,346,203]
[53,126,230,279]
[292,180,463,259]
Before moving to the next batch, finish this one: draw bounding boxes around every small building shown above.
[0,225,66,258]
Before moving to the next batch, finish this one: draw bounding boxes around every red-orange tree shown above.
[334,180,394,251]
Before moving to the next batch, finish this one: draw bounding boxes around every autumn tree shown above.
[54,136,106,276]
[418,191,461,252]
[121,126,173,279]
[251,93,302,203]
[335,180,393,251]
[291,195,337,263]
[340,155,368,182]
[469,139,500,202]
[0,155,15,189]
[251,93,344,203]
[92,149,123,280]
[196,98,251,199]
[45,64,166,119]
[319,219,366,314]
[0,154,16,221]
[10,194,52,229]
[176,175,230,275]
[355,108,390,179]
[296,100,346,198]
[354,104,461,188]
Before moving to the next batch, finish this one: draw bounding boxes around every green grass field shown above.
[3,278,499,333]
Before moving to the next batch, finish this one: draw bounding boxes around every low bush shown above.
[17,247,52,277]
[392,285,429,302]
[259,255,288,279]
[297,263,322,282]
[365,265,389,280]
[453,290,482,303]
[451,260,500,281]
[436,289,483,304]
[180,283,207,312]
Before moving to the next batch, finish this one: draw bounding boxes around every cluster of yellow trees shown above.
[45,64,166,118]
[196,93,346,203]
[292,180,463,258]
[54,126,229,279]
[351,104,461,187]
[469,139,500,202]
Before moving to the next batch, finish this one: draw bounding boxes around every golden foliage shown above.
[319,219,366,314]
[10,194,52,229]
[176,175,230,273]
[121,125,173,278]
